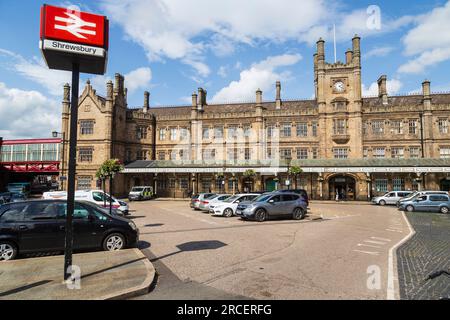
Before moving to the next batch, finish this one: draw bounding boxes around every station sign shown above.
[39,4,109,74]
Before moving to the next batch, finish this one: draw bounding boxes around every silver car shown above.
[236,192,307,222]
[372,191,413,206]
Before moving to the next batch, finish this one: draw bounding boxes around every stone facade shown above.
[61,36,450,200]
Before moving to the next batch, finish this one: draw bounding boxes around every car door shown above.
[384,192,396,205]
[0,203,26,246]
[414,195,429,211]
[428,195,445,212]
[267,195,283,216]
[18,202,65,252]
[280,194,296,216]
[55,202,105,249]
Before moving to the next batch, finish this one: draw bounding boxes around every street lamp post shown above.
[52,131,66,190]
[286,156,292,189]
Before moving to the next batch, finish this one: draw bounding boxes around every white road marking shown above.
[371,237,391,242]
[357,243,381,248]
[386,229,403,233]
[387,211,415,300]
[353,250,380,256]
[364,240,388,245]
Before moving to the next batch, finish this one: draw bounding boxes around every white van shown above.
[42,190,129,215]
[128,186,153,201]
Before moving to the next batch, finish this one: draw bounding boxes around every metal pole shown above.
[109,174,113,216]
[64,62,79,281]
[61,132,65,191]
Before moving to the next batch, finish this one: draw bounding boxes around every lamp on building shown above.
[52,131,66,191]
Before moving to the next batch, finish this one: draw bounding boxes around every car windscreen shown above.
[223,195,239,203]
[131,187,144,192]
[254,194,272,202]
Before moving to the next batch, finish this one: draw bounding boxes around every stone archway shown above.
[440,178,450,192]
[243,177,254,193]
[328,174,357,200]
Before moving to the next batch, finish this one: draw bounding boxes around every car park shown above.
[209,194,259,217]
[371,191,413,206]
[236,192,307,222]
[396,191,449,207]
[278,189,309,206]
[199,194,231,212]
[43,190,129,216]
[190,193,216,210]
[128,186,153,201]
[0,199,139,261]
[398,194,450,214]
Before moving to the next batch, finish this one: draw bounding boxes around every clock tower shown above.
[314,35,363,159]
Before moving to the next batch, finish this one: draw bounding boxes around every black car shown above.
[0,199,139,261]
[278,189,309,206]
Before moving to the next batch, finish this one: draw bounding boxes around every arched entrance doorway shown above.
[329,175,356,200]
[440,178,450,192]
[243,178,254,193]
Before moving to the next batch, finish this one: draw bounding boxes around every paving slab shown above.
[0,248,155,300]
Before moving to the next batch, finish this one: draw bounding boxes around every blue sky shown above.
[1,0,450,138]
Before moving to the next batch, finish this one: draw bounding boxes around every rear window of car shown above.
[429,195,449,202]
[131,187,144,192]
[191,194,199,199]
[204,194,216,199]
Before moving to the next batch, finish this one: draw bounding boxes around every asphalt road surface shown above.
[129,200,411,300]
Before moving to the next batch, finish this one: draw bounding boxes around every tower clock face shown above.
[333,81,345,93]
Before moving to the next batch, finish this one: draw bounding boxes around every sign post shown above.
[40,4,108,282]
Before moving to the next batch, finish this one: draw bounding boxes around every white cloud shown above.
[399,1,450,74]
[362,79,403,97]
[365,46,394,58]
[0,49,71,96]
[0,82,60,139]
[212,54,302,103]
[218,66,228,78]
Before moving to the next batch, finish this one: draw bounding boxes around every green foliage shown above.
[243,169,256,178]
[96,159,124,179]
[288,166,303,176]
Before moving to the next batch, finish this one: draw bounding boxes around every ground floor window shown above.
[201,179,211,192]
[157,180,167,190]
[169,178,176,189]
[180,178,188,190]
[392,177,405,191]
[77,176,92,190]
[375,179,388,193]
[411,179,419,191]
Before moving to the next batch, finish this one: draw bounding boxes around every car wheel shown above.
[224,208,233,217]
[293,208,305,220]
[0,241,17,261]
[406,205,414,212]
[379,200,386,206]
[103,233,126,251]
[255,209,267,222]
[440,206,449,214]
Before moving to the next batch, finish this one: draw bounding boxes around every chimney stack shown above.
[352,35,361,66]
[143,91,150,113]
[191,92,198,110]
[63,83,70,102]
[422,80,431,98]
[316,38,325,65]
[114,73,124,94]
[256,88,263,105]
[106,80,113,100]
[276,81,282,109]
[377,75,388,105]
[345,49,353,64]
[198,88,207,110]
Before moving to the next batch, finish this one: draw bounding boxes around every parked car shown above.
[278,189,309,206]
[128,186,153,201]
[371,191,413,206]
[10,193,27,203]
[209,194,259,217]
[42,190,129,216]
[398,194,450,214]
[190,193,216,210]
[396,191,449,207]
[0,199,139,261]
[199,194,231,212]
[236,192,308,222]
[7,183,31,197]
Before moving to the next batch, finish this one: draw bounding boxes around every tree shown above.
[96,159,124,215]
[288,166,303,189]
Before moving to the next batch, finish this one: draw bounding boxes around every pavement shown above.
[0,248,155,300]
[127,200,411,300]
[397,212,450,300]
